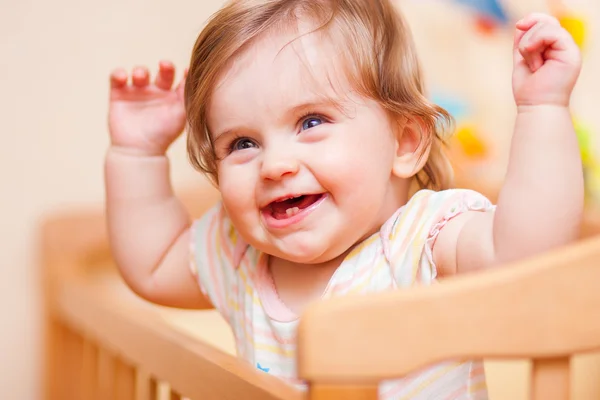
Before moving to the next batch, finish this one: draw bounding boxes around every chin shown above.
[276,250,324,264]
[277,241,352,265]
[272,243,329,264]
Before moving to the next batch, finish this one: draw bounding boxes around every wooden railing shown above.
[41,207,304,400]
[40,182,600,400]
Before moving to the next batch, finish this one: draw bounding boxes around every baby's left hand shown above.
[513,13,582,107]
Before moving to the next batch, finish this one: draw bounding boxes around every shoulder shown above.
[191,202,249,267]
[189,202,254,322]
[409,188,492,212]
[385,189,491,237]
[381,189,494,283]
[191,202,239,245]
[424,189,496,276]
[191,201,227,234]
[402,188,494,237]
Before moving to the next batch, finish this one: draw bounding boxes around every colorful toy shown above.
[432,92,488,159]
[547,0,587,49]
[455,124,487,158]
[453,0,509,24]
[573,117,600,203]
[558,13,586,49]
[576,118,594,168]
[451,0,510,34]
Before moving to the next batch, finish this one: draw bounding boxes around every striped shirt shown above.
[190,189,493,399]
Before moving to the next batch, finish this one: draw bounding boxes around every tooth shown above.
[286,207,300,216]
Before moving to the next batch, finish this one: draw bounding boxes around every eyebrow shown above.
[212,96,343,142]
[289,96,342,116]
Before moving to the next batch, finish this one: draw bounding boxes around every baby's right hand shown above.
[108,61,187,156]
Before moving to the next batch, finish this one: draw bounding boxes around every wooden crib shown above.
[40,184,600,400]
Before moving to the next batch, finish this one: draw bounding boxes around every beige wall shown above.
[1,1,225,398]
[403,0,600,182]
[1,0,598,398]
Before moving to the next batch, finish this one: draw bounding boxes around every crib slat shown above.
[148,377,158,400]
[531,357,570,400]
[60,325,73,400]
[64,327,85,400]
[307,384,378,400]
[45,317,65,400]
[134,371,157,400]
[59,325,72,400]
[115,358,137,400]
[170,390,182,400]
[97,348,116,400]
[82,338,99,400]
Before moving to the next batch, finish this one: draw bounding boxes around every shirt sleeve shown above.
[189,202,243,323]
[383,189,495,287]
[423,189,496,276]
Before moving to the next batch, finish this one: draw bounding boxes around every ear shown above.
[392,118,431,179]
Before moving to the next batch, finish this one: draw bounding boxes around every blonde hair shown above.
[185,0,454,190]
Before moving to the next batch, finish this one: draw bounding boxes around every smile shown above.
[262,193,327,229]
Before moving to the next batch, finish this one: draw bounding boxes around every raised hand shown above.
[108,61,187,156]
[513,13,582,107]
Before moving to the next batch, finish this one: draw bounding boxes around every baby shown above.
[105,0,583,398]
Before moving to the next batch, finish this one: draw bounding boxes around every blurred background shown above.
[1,0,598,398]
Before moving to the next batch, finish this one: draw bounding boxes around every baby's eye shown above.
[230,137,257,152]
[301,116,324,131]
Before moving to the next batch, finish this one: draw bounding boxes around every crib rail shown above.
[53,274,302,400]
[41,209,303,400]
[39,186,600,400]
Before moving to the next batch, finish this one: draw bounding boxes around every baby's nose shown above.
[260,147,299,181]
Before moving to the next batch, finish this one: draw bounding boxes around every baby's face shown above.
[206,28,402,264]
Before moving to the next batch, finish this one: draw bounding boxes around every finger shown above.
[110,68,128,89]
[522,23,573,56]
[518,22,547,71]
[131,66,150,88]
[155,60,176,90]
[520,23,574,71]
[514,13,560,50]
[516,12,560,31]
[175,69,188,100]
[514,21,543,67]
[514,27,527,53]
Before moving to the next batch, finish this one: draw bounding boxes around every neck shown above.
[268,177,412,315]
[268,249,349,315]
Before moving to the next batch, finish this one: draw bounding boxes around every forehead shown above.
[206,25,351,130]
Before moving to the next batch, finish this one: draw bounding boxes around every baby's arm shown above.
[435,13,584,274]
[105,62,211,309]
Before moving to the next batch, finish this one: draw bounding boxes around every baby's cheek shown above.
[219,173,255,213]
[220,190,260,245]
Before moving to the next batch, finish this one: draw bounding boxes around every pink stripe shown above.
[446,379,486,400]
[428,192,468,239]
[389,193,430,263]
[255,254,298,322]
[251,325,296,345]
[329,252,384,293]
[380,207,402,260]
[446,364,486,400]
[379,372,422,397]
[206,212,226,314]
[469,363,485,379]
[446,384,467,400]
[217,208,235,264]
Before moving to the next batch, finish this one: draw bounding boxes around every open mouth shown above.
[267,194,325,220]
